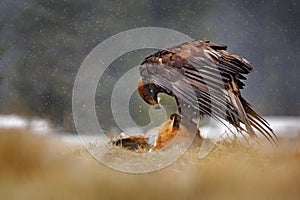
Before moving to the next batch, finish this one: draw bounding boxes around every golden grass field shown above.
[0,128,300,200]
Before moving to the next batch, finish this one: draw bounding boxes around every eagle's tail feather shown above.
[226,88,277,145]
[226,89,256,138]
[239,96,278,145]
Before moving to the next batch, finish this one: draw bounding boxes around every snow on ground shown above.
[0,114,299,144]
[0,114,52,135]
[265,116,300,138]
[200,116,300,139]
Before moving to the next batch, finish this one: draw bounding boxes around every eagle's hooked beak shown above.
[153,103,161,109]
[154,96,162,109]
[148,97,161,109]
[137,78,162,109]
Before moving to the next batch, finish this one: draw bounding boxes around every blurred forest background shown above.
[0,0,299,132]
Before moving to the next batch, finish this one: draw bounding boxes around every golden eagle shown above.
[137,39,277,144]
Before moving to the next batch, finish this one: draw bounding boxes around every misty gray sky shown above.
[0,0,299,130]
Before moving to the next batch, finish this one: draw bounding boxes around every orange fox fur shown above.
[151,117,179,151]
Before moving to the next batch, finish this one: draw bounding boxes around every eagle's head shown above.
[137,78,162,109]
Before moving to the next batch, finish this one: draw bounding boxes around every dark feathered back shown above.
[139,39,277,145]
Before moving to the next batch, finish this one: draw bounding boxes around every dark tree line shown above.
[0,0,298,131]
[0,0,216,131]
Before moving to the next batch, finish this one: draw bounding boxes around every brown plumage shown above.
[138,39,277,144]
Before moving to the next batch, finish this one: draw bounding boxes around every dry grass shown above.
[0,128,300,200]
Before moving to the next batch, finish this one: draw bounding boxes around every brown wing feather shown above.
[139,39,277,144]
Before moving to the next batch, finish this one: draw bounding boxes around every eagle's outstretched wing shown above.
[138,40,277,144]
